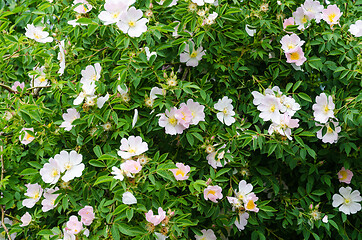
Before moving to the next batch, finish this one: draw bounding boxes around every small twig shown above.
[181,67,189,81]
[26,85,52,91]
[0,145,12,240]
[0,83,15,93]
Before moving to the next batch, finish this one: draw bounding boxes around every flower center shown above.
[270,104,276,112]
[208,190,216,195]
[176,169,185,177]
[83,5,88,13]
[223,108,228,115]
[190,51,198,58]
[128,21,136,27]
[39,76,46,82]
[33,192,39,199]
[344,198,351,204]
[112,12,120,19]
[26,134,34,140]
[324,105,329,113]
[65,163,72,170]
[302,16,308,23]
[287,43,295,50]
[169,117,177,126]
[290,52,300,60]
[246,199,256,210]
[34,33,41,39]
[339,170,348,180]
[328,13,336,23]
[128,148,136,153]
[52,170,59,177]
[327,126,333,133]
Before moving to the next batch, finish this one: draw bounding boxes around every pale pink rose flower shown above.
[283,17,295,33]
[73,0,93,14]
[312,93,335,123]
[145,207,166,226]
[293,7,310,30]
[19,127,35,145]
[98,0,135,25]
[66,216,83,235]
[78,206,95,226]
[285,46,306,66]
[41,187,60,212]
[158,107,186,135]
[268,113,300,140]
[174,105,193,128]
[181,99,205,125]
[194,229,217,240]
[180,41,206,67]
[322,5,342,26]
[60,108,80,131]
[234,212,249,231]
[40,158,61,184]
[338,167,353,184]
[22,183,43,208]
[301,0,324,23]
[121,160,142,177]
[280,34,305,54]
[11,81,25,92]
[20,212,32,227]
[25,24,53,43]
[204,185,223,203]
[316,121,341,144]
[117,7,149,38]
[169,163,190,180]
[117,136,148,159]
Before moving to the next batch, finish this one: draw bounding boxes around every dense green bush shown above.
[0,0,361,239]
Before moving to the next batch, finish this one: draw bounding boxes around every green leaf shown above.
[76,18,94,24]
[93,145,102,158]
[89,160,106,168]
[298,93,312,102]
[93,176,114,186]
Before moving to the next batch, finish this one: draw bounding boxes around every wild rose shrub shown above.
[0,0,361,239]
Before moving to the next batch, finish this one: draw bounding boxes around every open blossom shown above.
[111,166,125,181]
[214,96,236,126]
[78,206,95,226]
[41,187,59,212]
[234,212,249,231]
[54,150,85,182]
[80,63,102,84]
[121,160,142,177]
[73,0,92,14]
[25,24,53,43]
[22,183,43,208]
[236,180,253,201]
[117,136,148,159]
[11,81,25,92]
[20,127,35,145]
[73,81,96,106]
[181,99,205,125]
[158,107,186,135]
[191,0,214,6]
[122,191,137,205]
[169,163,190,180]
[60,108,80,131]
[207,145,230,169]
[332,187,361,215]
[195,229,217,240]
[204,185,223,203]
[293,7,310,30]
[257,95,283,122]
[117,7,148,37]
[40,158,61,184]
[174,105,193,128]
[316,121,341,144]
[66,216,83,235]
[98,0,134,25]
[322,5,342,26]
[203,12,218,25]
[285,47,306,66]
[338,167,353,184]
[180,42,206,67]
[280,95,301,116]
[268,113,300,140]
[29,66,48,88]
[145,207,166,226]
[20,212,32,227]
[312,93,335,123]
[301,0,324,23]
[280,34,305,54]
[349,20,362,37]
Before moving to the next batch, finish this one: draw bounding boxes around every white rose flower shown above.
[25,24,53,43]
[117,7,149,38]
[54,150,85,182]
[117,136,148,159]
[214,96,236,126]
[332,187,362,215]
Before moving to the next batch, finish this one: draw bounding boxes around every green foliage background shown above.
[0,0,361,239]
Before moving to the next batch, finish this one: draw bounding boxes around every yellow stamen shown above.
[340,170,348,180]
[246,200,256,210]
[208,190,216,195]
[290,52,300,60]
[302,17,308,23]
[190,52,198,58]
[169,117,177,126]
[344,198,350,204]
[176,169,185,177]
[128,21,136,27]
[270,104,276,112]
[51,170,58,177]
[328,13,336,23]
[327,126,333,133]
[324,105,329,113]
[287,44,295,50]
